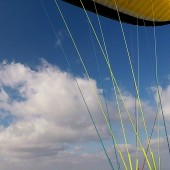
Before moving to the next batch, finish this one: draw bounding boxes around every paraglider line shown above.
[41,1,114,169]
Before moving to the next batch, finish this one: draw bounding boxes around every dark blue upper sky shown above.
[1,0,170,99]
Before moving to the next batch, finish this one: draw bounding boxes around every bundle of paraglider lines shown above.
[42,0,170,169]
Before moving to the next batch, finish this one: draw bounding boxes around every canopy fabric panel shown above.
[63,0,170,26]
[95,0,170,21]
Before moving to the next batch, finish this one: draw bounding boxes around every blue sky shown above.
[1,0,170,94]
[0,0,170,170]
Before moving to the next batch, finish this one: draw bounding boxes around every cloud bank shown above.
[0,60,170,170]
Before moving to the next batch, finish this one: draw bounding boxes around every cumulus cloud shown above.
[156,85,170,121]
[55,31,64,46]
[0,60,170,170]
[0,60,110,162]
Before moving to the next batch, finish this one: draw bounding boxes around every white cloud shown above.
[156,85,170,121]
[55,31,64,46]
[0,60,110,163]
[0,60,170,170]
[0,87,9,102]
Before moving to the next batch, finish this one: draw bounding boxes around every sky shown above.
[1,0,170,170]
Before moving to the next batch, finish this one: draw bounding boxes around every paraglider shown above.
[63,0,170,26]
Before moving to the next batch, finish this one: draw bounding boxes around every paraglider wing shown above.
[62,0,170,26]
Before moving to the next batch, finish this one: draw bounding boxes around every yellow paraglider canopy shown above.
[63,0,170,26]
